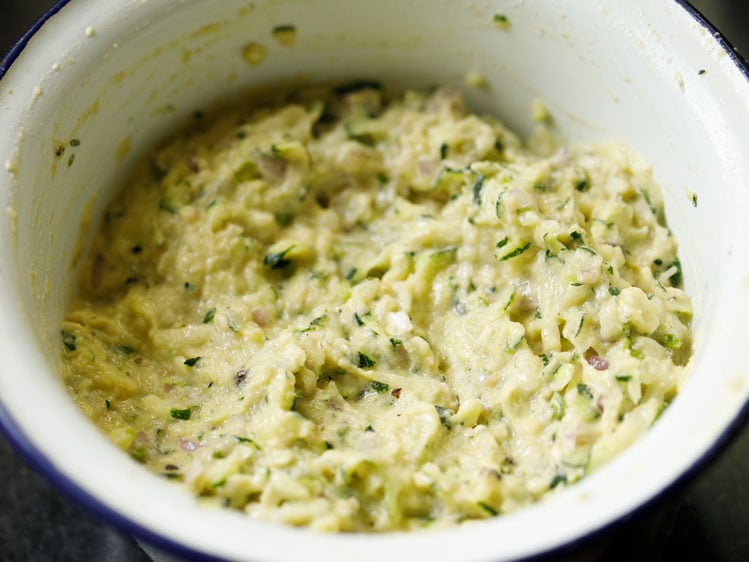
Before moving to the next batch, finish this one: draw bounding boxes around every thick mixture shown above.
[61,85,692,531]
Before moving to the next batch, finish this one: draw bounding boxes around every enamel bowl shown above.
[1,1,748,561]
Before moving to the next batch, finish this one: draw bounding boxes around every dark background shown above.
[1,1,748,561]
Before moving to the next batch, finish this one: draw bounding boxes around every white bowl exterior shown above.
[1,1,749,561]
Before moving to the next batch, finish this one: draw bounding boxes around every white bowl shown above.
[1,1,748,561]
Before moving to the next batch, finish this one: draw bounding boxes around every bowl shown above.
[1,1,749,561]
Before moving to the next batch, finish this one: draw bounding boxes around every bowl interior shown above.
[1,1,749,561]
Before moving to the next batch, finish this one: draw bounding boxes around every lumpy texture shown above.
[61,86,692,531]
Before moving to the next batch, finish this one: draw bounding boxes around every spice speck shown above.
[272,25,297,47]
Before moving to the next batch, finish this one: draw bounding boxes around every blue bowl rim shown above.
[0,0,69,78]
[0,0,748,561]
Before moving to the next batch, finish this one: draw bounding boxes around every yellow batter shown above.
[61,85,692,531]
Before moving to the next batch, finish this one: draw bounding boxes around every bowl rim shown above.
[0,0,69,77]
[676,0,749,76]
[1,1,748,561]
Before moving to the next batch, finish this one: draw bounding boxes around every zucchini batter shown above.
[61,85,692,531]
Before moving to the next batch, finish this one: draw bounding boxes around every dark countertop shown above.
[1,2,748,561]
